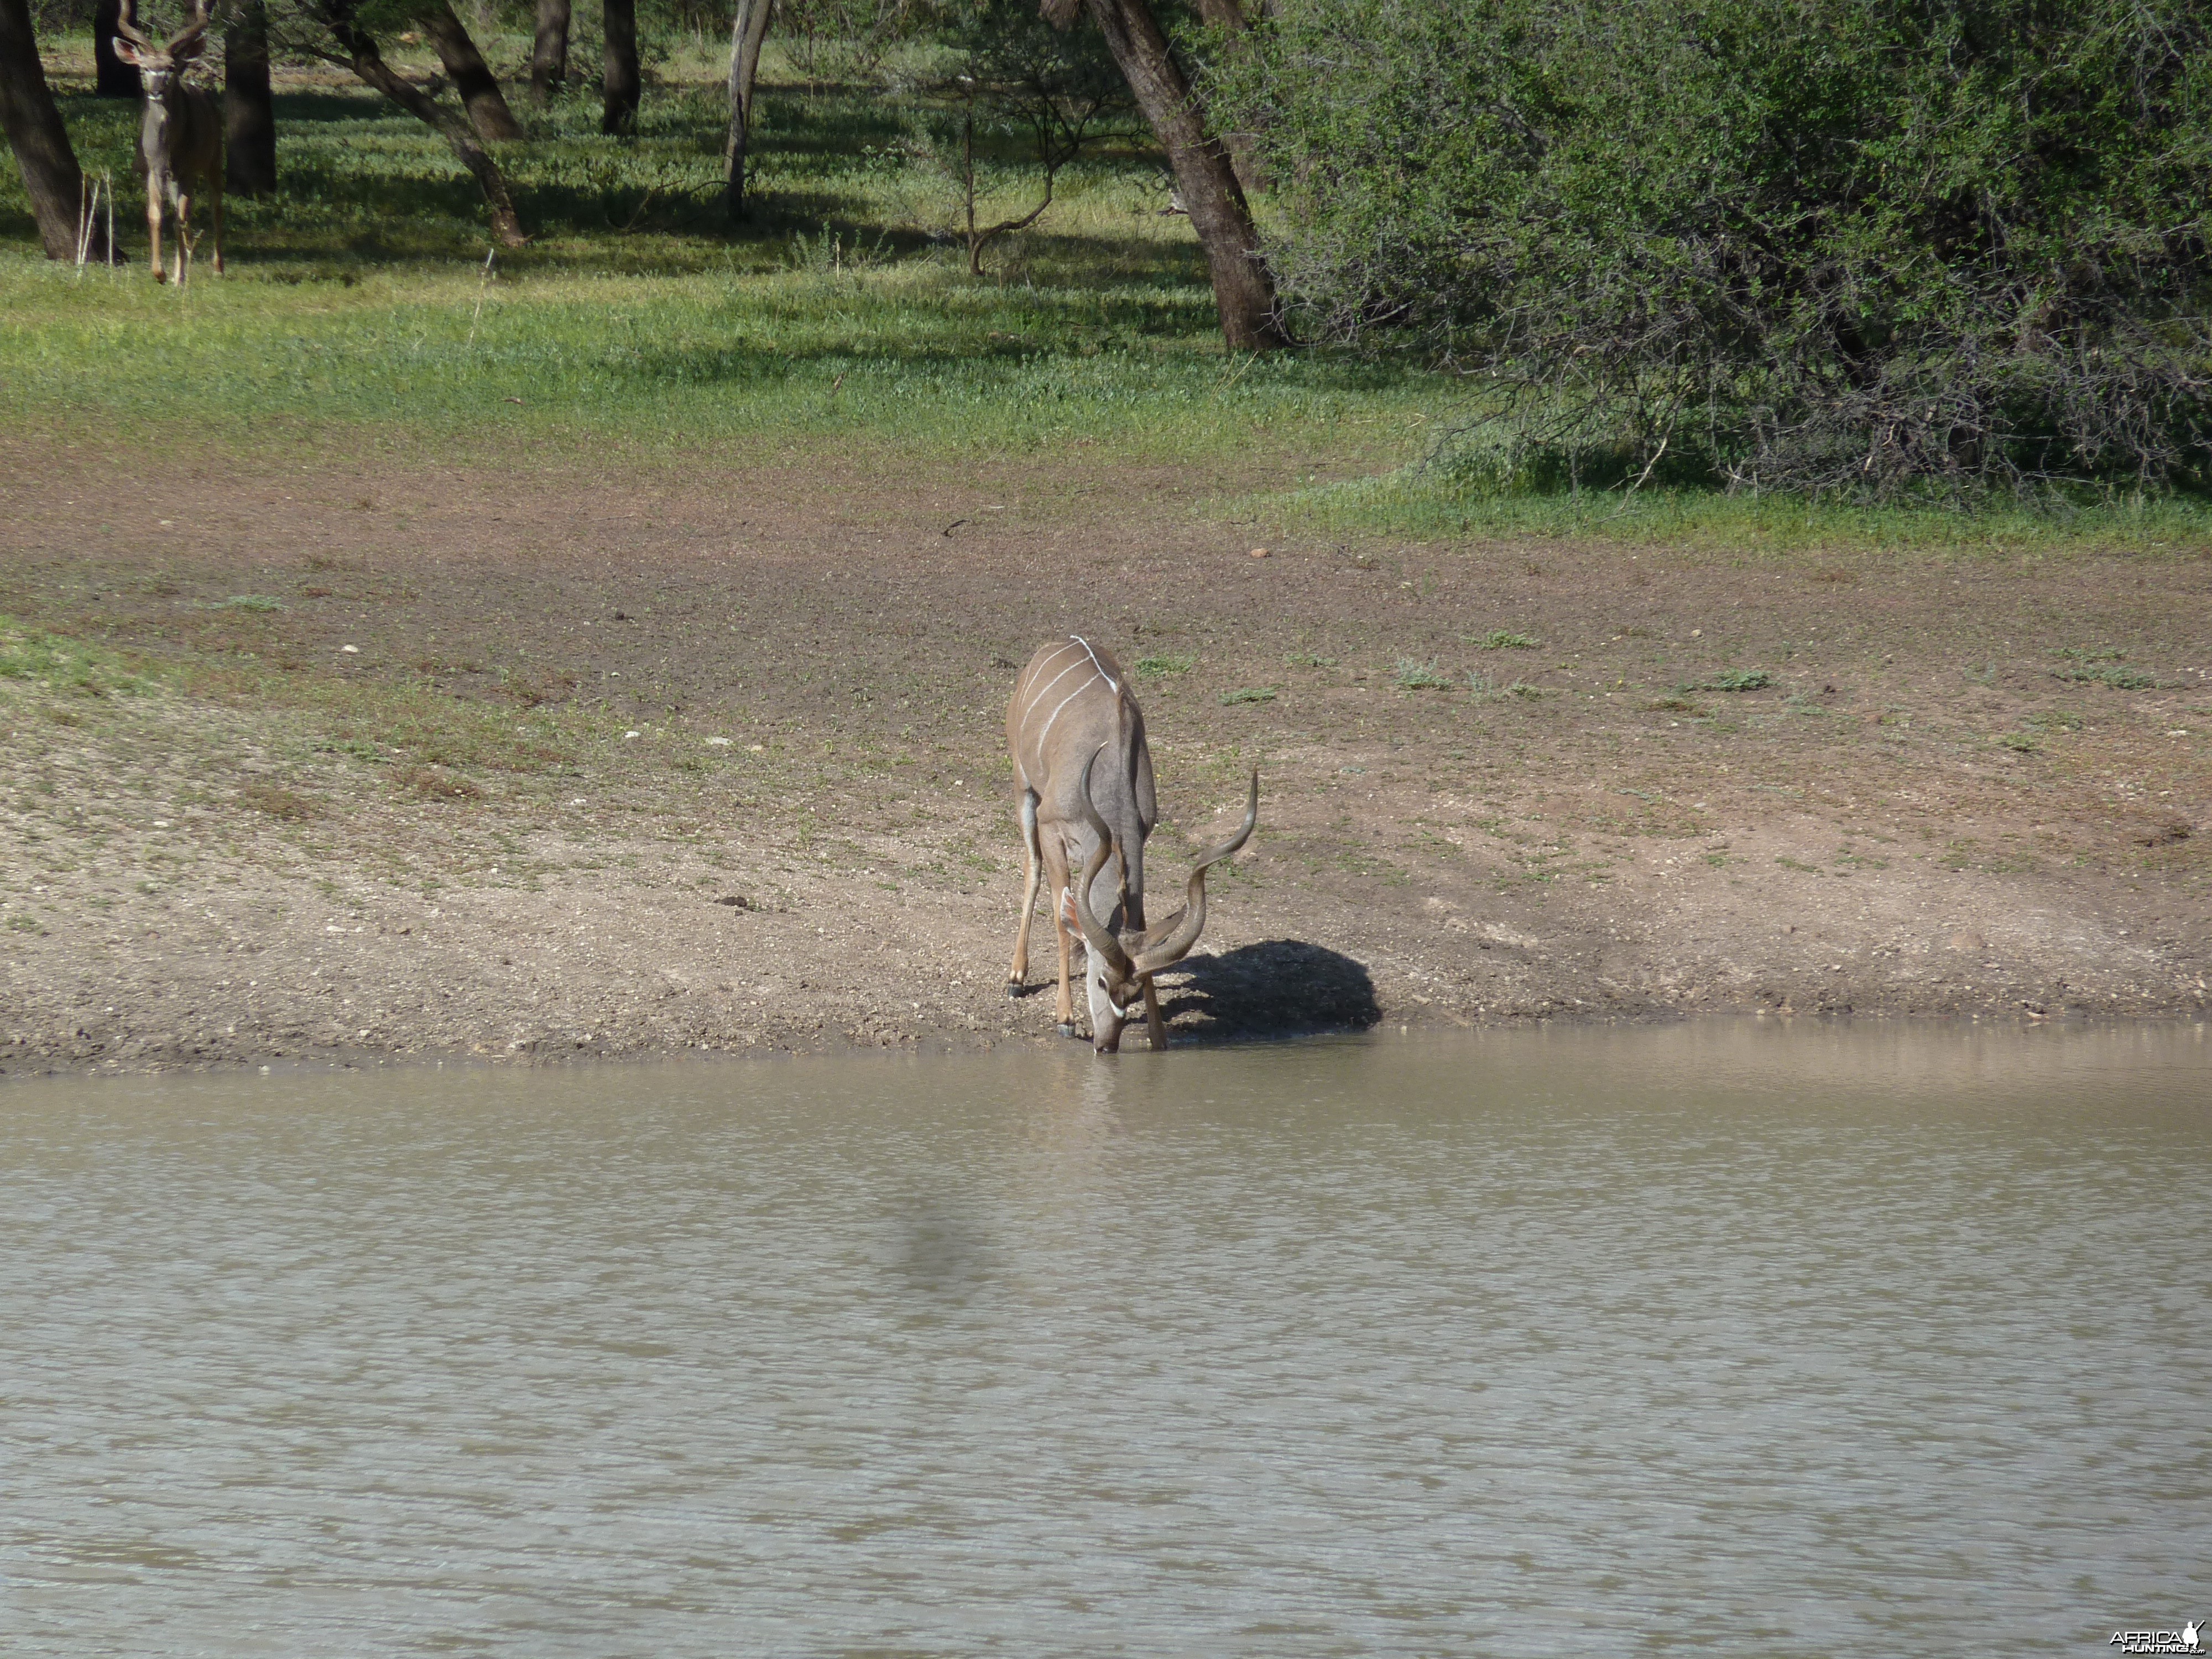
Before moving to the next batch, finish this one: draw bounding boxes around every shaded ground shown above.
[3,435,2208,1073]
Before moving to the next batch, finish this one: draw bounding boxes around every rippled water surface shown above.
[4,1025,2209,1655]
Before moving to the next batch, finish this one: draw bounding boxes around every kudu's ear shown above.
[112,38,147,66]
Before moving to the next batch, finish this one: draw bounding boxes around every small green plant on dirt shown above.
[1506,680,1550,698]
[395,764,484,801]
[1682,669,1772,692]
[1642,695,1704,714]
[1135,654,1196,677]
[1284,650,1337,667]
[239,782,318,820]
[2052,661,2155,689]
[2057,646,2126,662]
[1999,732,2041,752]
[1395,658,1453,690]
[1776,855,1823,873]
[1470,630,1539,650]
[2024,709,2085,731]
[1220,686,1277,705]
[213,595,285,613]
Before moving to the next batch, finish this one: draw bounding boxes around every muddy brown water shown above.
[3,1025,2207,1655]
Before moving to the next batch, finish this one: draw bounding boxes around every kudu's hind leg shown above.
[1006,789,1042,996]
[208,180,223,275]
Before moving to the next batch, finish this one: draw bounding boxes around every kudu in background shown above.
[1005,636,1259,1052]
[113,0,224,283]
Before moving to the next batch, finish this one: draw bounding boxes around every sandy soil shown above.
[3,435,2208,1074]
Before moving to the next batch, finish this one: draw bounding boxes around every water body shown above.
[3,1025,2207,1656]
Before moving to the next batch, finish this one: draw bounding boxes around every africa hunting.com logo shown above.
[2111,1621,2201,1655]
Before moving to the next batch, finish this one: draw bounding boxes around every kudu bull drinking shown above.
[112,0,224,284]
[1005,637,1259,1052]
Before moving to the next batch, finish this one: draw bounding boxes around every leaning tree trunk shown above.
[328,17,526,246]
[0,0,109,259]
[420,2,523,140]
[1079,0,1285,348]
[528,0,568,105]
[225,0,277,196]
[720,0,770,220]
[92,0,139,96]
[601,0,639,134]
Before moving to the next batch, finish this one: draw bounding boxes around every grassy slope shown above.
[4,38,2206,553]
[1,44,1427,482]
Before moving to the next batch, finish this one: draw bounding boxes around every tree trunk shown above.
[419,3,524,140]
[225,0,277,196]
[1192,0,1262,193]
[720,0,770,220]
[528,0,568,105]
[331,18,526,246]
[1081,0,1285,348]
[601,0,639,135]
[92,0,139,97]
[0,0,109,259]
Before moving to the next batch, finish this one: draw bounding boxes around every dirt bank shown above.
[3,438,2208,1074]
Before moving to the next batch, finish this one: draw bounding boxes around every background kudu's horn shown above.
[169,0,211,51]
[1071,749,1135,979]
[1132,770,1258,975]
[112,0,152,49]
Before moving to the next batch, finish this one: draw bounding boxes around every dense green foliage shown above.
[1211,0,2212,499]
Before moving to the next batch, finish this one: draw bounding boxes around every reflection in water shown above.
[1,1023,2207,1656]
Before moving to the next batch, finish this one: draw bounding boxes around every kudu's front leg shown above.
[146,190,165,282]
[1141,977,1167,1051]
[171,191,190,285]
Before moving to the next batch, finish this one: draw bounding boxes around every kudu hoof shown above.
[1057,1021,1080,1039]
[1005,979,1023,1000]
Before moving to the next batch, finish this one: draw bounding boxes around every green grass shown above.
[7,38,2208,547]
[1470,629,1539,650]
[1272,465,2212,554]
[1,50,1436,476]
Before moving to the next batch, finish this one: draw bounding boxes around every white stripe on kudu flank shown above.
[1035,676,1102,759]
[1069,634,1118,693]
[1016,643,1090,727]
[1016,636,1121,775]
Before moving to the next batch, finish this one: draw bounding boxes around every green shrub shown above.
[1211,0,2212,499]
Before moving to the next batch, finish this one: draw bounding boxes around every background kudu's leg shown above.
[1007,789,1042,993]
[1141,978,1166,1051]
[207,174,223,273]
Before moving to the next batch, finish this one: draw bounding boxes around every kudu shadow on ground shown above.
[1150,940,1381,1044]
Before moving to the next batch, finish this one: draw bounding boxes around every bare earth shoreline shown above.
[3,439,2208,1077]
